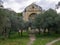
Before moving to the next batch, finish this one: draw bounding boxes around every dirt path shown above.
[27,34,36,45]
[46,38,60,45]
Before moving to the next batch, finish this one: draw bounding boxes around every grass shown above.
[0,32,29,45]
[0,38,29,45]
[0,32,60,45]
[33,33,60,45]
[52,40,60,45]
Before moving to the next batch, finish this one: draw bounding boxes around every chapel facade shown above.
[23,3,42,21]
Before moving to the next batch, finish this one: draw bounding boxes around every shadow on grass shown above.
[35,33,60,38]
[9,32,29,39]
[0,32,29,40]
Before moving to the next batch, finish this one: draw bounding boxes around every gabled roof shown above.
[24,3,42,12]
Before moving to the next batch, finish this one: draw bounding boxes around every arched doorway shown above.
[28,13,37,22]
[28,13,37,34]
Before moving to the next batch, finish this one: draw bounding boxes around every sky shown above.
[2,0,60,13]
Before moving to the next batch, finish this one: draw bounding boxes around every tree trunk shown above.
[3,27,7,39]
[48,28,50,35]
[8,29,11,38]
[54,28,58,34]
[38,28,40,34]
[44,28,46,33]
[18,30,20,37]
[21,29,23,37]
[4,28,6,37]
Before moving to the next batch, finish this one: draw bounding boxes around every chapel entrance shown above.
[28,13,37,34]
[28,13,37,22]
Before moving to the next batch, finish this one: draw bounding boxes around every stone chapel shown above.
[23,3,42,21]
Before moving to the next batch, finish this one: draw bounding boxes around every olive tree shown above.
[34,9,58,34]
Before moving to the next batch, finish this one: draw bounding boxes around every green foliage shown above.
[0,9,11,35]
[34,9,57,28]
[34,9,60,33]
[0,7,60,39]
[17,13,22,17]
